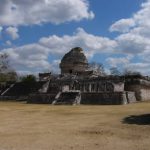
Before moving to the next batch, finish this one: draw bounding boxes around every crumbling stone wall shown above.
[81,92,127,105]
[125,77,150,101]
[81,91,136,105]
[60,47,88,74]
[125,85,141,101]
[71,78,124,93]
[126,92,136,103]
[28,93,56,104]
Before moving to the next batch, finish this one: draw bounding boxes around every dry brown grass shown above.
[0,101,150,150]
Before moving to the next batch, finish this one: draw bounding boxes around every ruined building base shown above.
[81,92,136,105]
[1,47,150,105]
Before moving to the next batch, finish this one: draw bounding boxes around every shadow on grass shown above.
[123,114,150,125]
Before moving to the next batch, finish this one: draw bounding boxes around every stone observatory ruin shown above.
[60,47,88,74]
[1,47,150,105]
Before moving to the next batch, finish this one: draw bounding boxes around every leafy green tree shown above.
[21,75,36,83]
[0,53,17,82]
[123,69,142,76]
[0,53,9,73]
[110,67,121,76]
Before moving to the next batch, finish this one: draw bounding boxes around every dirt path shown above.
[0,101,150,150]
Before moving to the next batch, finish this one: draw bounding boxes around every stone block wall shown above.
[81,92,136,105]
[125,84,150,101]
[125,85,141,101]
[126,92,136,103]
[53,91,81,105]
[28,93,56,104]
[0,96,18,101]
[140,88,150,101]
[113,82,124,92]
[125,77,150,101]
[81,92,128,105]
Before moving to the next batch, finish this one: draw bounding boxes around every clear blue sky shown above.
[0,0,149,75]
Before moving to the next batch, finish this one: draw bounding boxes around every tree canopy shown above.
[110,67,121,76]
[0,53,9,73]
[88,62,105,75]
[0,53,17,82]
[21,75,36,83]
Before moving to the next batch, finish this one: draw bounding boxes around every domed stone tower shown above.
[60,47,88,74]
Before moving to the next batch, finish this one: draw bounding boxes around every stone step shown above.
[53,91,81,105]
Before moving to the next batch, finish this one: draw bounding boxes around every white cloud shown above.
[125,62,150,75]
[0,26,3,39]
[0,0,94,26]
[5,26,19,40]
[106,55,133,68]
[134,0,150,27]
[39,28,117,58]
[6,40,12,46]
[51,59,61,73]
[116,33,150,54]
[2,43,51,73]
[110,0,150,34]
[1,0,150,75]
[111,0,150,55]
[109,19,135,33]
[1,28,116,74]
[107,0,150,75]
[106,55,150,75]
[0,26,3,32]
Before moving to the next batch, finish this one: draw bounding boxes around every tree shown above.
[88,62,105,75]
[110,67,121,76]
[21,75,36,83]
[0,53,9,73]
[0,53,17,82]
[123,68,142,76]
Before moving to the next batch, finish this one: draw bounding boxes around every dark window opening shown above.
[69,70,73,74]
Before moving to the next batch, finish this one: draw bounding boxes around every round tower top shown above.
[60,47,88,74]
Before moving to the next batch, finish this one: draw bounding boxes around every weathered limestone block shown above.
[60,47,88,74]
[126,92,136,103]
[81,92,128,105]
[125,77,150,101]
[53,91,81,105]
[140,88,150,101]
[113,82,124,92]
[28,93,56,104]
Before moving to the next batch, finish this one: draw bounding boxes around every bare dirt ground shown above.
[0,101,150,150]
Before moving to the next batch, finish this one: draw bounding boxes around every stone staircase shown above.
[38,80,50,93]
[53,91,81,105]
[1,81,46,97]
[1,84,15,96]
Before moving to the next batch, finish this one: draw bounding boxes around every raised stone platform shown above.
[81,92,136,105]
[1,48,150,105]
[53,91,81,105]
[27,93,57,104]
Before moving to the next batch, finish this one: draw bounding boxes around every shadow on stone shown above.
[123,114,150,125]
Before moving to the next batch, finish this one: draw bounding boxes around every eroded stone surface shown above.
[1,47,150,105]
[60,47,88,74]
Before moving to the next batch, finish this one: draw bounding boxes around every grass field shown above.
[0,101,150,150]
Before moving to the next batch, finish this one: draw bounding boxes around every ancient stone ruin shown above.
[60,47,88,74]
[1,47,150,105]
